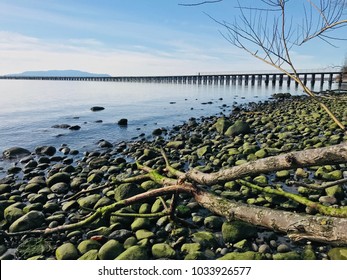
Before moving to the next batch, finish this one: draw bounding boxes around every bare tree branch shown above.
[178,0,223,6]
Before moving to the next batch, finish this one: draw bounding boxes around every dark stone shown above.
[2,147,31,159]
[35,146,56,156]
[90,106,105,112]
[118,119,128,126]
[52,124,71,129]
[152,128,163,136]
[69,125,81,130]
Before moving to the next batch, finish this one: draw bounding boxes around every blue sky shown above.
[0,0,346,75]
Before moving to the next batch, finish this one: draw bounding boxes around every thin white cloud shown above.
[1,31,327,76]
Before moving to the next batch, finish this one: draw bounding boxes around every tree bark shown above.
[185,142,347,185]
[190,185,347,246]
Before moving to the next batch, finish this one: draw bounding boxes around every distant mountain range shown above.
[6,70,111,77]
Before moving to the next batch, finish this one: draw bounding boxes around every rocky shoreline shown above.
[1,93,347,260]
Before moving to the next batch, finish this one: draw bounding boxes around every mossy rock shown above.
[4,206,24,224]
[328,247,347,260]
[166,141,185,149]
[17,238,53,259]
[213,117,232,134]
[181,243,201,254]
[322,170,343,181]
[98,240,124,260]
[325,185,344,200]
[184,251,206,260]
[204,216,224,230]
[87,173,103,183]
[275,170,290,179]
[135,229,155,240]
[0,184,11,194]
[222,221,258,243]
[46,172,70,187]
[115,245,148,260]
[191,231,218,248]
[151,243,176,259]
[114,183,144,202]
[77,194,101,209]
[225,120,252,136]
[255,149,267,158]
[151,198,164,213]
[9,210,45,233]
[302,245,316,260]
[138,203,151,214]
[197,145,211,158]
[272,251,301,260]
[253,175,268,185]
[55,243,79,260]
[140,181,159,191]
[175,205,191,218]
[131,218,151,231]
[77,239,101,255]
[218,251,263,260]
[78,249,99,260]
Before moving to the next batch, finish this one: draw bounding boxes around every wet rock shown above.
[152,243,176,259]
[90,106,105,112]
[115,245,148,260]
[2,147,31,159]
[69,125,81,130]
[55,243,79,260]
[9,210,45,233]
[118,119,128,126]
[0,184,11,194]
[50,182,69,194]
[46,172,70,187]
[98,140,113,148]
[35,146,56,156]
[52,124,71,129]
[152,128,163,136]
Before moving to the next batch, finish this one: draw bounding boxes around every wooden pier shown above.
[0,70,344,87]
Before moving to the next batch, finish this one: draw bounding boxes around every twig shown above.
[288,178,347,190]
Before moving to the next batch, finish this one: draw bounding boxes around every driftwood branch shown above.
[185,142,347,185]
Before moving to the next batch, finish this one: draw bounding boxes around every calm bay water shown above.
[0,79,339,166]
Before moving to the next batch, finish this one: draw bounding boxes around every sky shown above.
[0,0,346,76]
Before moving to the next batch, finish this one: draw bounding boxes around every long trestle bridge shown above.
[0,69,345,87]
